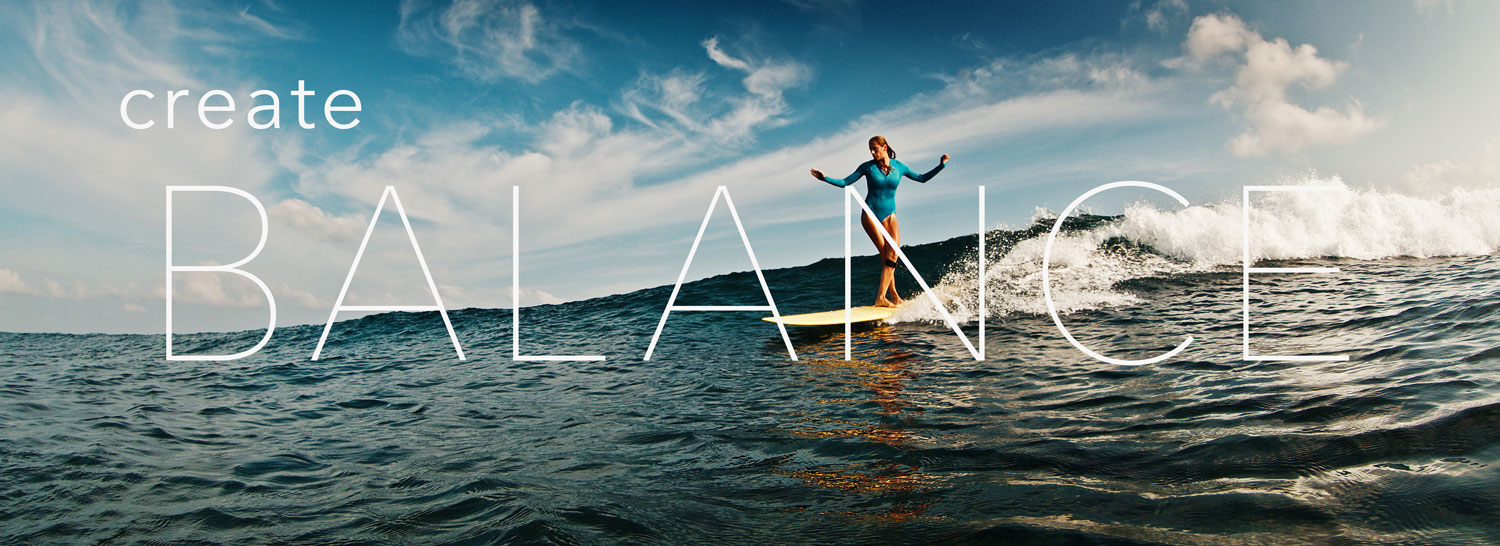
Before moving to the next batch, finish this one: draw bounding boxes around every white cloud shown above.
[1185,13,1381,157]
[1404,138,1500,194]
[620,37,810,145]
[928,52,1154,107]
[396,0,580,84]
[166,270,326,310]
[9,267,326,312]
[172,270,266,308]
[0,0,289,217]
[0,270,36,294]
[1226,99,1381,158]
[1413,0,1453,20]
[2,1,304,108]
[45,278,70,299]
[0,1,328,332]
[275,281,330,310]
[7,275,158,302]
[519,287,562,306]
[1144,0,1189,33]
[10,2,198,107]
[1185,13,1252,63]
[703,37,751,72]
[234,5,307,41]
[269,198,366,242]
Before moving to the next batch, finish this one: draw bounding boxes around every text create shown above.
[121,80,360,130]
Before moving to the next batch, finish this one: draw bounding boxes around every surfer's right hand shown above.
[810,168,824,180]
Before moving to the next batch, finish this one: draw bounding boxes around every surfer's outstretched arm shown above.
[810,163,868,188]
[902,154,951,183]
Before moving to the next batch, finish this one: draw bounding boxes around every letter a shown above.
[165,186,276,361]
[645,186,796,360]
[312,186,465,360]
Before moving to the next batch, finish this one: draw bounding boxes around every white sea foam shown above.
[1106,176,1500,264]
[889,176,1500,324]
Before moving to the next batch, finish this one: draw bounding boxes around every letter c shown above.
[121,90,154,129]
[1042,181,1192,366]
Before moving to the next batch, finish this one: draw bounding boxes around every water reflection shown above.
[771,326,935,521]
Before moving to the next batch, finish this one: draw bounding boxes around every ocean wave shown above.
[891,177,1500,324]
[1106,176,1500,264]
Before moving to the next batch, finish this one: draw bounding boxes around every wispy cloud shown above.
[268,199,366,243]
[25,275,155,303]
[9,1,200,107]
[396,0,581,83]
[0,269,36,295]
[619,37,810,145]
[45,278,73,299]
[173,271,268,308]
[1404,137,1500,195]
[2,1,306,107]
[1413,0,1453,20]
[1148,0,1189,32]
[0,1,289,252]
[28,269,332,311]
[0,0,309,331]
[234,4,308,40]
[780,0,860,26]
[1183,13,1382,157]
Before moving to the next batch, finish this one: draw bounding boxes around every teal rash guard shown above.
[821,159,945,221]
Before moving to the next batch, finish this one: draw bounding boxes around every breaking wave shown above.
[891,177,1500,324]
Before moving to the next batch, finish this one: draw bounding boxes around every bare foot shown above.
[873,298,897,308]
[890,295,905,306]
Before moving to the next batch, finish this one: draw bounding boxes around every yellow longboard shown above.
[762,306,896,326]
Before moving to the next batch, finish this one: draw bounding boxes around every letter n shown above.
[843,187,985,361]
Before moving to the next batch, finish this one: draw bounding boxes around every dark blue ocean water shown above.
[4,213,1500,544]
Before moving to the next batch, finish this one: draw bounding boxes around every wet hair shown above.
[868,135,896,159]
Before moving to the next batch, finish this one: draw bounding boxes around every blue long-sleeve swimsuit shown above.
[821,159,944,221]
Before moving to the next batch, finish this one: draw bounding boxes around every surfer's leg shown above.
[861,212,897,307]
[882,215,903,305]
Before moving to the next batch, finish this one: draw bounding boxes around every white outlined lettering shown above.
[1242,186,1349,362]
[165,186,276,361]
[324,90,361,130]
[645,186,795,361]
[512,186,605,362]
[312,186,464,361]
[292,79,316,129]
[197,90,235,130]
[121,90,154,130]
[248,90,280,129]
[1043,181,1193,366]
[841,187,984,361]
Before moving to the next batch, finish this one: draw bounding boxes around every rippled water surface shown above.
[4,229,1500,544]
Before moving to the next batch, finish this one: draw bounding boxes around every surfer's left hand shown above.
[940,154,950,164]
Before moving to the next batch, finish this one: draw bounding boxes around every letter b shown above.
[165,186,276,360]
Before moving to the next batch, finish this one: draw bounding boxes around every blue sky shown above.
[1,0,1497,334]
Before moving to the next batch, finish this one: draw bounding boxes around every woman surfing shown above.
[811,136,949,308]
